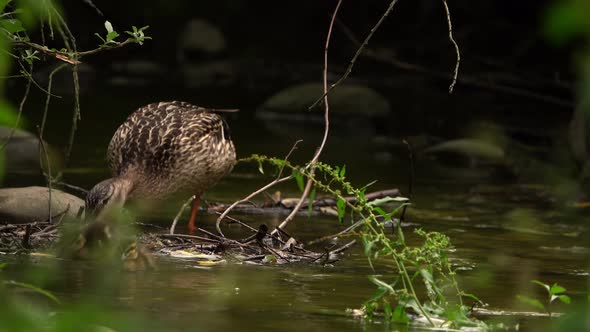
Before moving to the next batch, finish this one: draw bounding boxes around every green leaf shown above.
[532,280,550,293]
[461,292,483,304]
[558,295,571,304]
[104,20,114,33]
[94,32,106,44]
[307,187,316,216]
[336,197,346,223]
[0,100,18,126]
[4,280,61,304]
[517,295,545,311]
[368,275,395,294]
[383,302,392,321]
[0,0,11,13]
[293,169,304,192]
[550,283,566,295]
[367,196,407,207]
[544,1,589,45]
[339,164,346,177]
[0,18,24,33]
[392,305,409,324]
[364,287,388,304]
[106,31,119,42]
[257,160,264,174]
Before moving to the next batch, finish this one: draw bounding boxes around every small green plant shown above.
[95,21,151,48]
[517,280,571,318]
[244,154,486,329]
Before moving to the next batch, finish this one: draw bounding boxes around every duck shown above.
[85,101,237,233]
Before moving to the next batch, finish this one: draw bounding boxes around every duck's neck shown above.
[110,176,134,207]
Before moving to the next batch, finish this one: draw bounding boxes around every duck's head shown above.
[85,178,133,219]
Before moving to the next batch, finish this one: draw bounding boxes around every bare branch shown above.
[274,0,343,234]
[215,140,303,237]
[0,62,33,150]
[442,0,460,93]
[308,0,400,111]
[170,195,196,235]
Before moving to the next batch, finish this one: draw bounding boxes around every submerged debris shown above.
[144,230,356,266]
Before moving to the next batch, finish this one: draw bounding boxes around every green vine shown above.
[241,154,486,329]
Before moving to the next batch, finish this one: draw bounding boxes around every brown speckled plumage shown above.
[107,101,236,202]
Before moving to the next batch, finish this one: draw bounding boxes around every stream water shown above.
[2,84,589,331]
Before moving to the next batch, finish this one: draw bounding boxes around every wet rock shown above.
[256,83,391,137]
[258,82,390,117]
[421,138,506,165]
[0,126,62,175]
[108,60,167,87]
[181,60,236,88]
[178,18,227,62]
[0,186,84,223]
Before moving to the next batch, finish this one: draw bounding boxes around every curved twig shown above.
[170,195,196,235]
[274,0,342,234]
[442,0,460,93]
[308,0,400,111]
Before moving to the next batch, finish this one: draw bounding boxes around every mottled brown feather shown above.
[107,101,236,202]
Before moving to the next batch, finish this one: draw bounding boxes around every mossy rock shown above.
[258,83,391,118]
[0,186,84,223]
[0,126,63,175]
[179,19,226,55]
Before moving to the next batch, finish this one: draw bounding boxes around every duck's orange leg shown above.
[187,197,201,234]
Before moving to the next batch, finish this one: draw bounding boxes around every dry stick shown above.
[442,0,460,94]
[0,62,33,150]
[65,65,81,165]
[335,22,572,108]
[273,0,342,234]
[169,195,196,235]
[309,0,400,111]
[159,233,219,243]
[215,176,291,237]
[213,211,257,233]
[40,64,67,137]
[215,140,302,237]
[36,126,53,223]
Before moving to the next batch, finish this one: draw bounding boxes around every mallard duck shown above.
[85,101,237,232]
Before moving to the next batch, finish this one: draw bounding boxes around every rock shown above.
[258,82,390,117]
[108,60,168,87]
[256,83,391,137]
[422,138,505,164]
[0,186,84,223]
[181,60,236,88]
[0,126,62,175]
[178,18,227,62]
